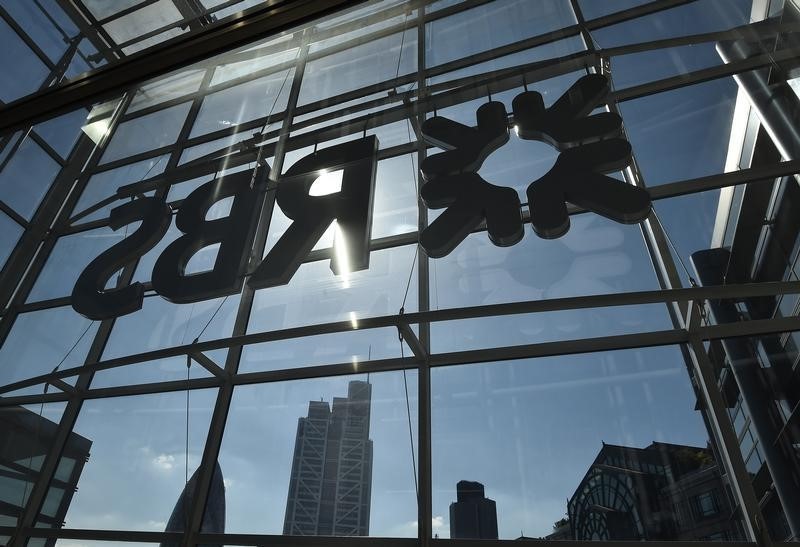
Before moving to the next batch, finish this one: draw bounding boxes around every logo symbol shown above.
[419,74,652,257]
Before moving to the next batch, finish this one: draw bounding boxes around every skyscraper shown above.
[449,480,499,539]
[284,380,373,536]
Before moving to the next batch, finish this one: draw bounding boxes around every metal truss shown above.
[1,0,799,546]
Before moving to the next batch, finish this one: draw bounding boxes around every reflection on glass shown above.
[425,0,576,67]
[248,244,417,333]
[101,102,192,164]
[211,372,417,536]
[102,295,240,361]
[0,16,49,103]
[28,226,132,303]
[0,307,97,389]
[620,77,739,186]
[72,154,169,223]
[298,30,417,106]
[190,70,294,138]
[0,137,61,219]
[238,328,407,374]
[0,210,24,268]
[39,389,216,531]
[432,346,745,540]
[0,403,71,530]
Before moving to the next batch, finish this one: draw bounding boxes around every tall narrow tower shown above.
[284,380,373,536]
[449,480,498,539]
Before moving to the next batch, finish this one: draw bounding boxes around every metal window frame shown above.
[0,0,798,546]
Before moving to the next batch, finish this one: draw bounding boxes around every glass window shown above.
[72,155,170,224]
[693,491,719,517]
[0,0,75,63]
[33,107,90,159]
[37,389,217,531]
[102,0,183,46]
[0,306,98,390]
[0,210,23,268]
[248,244,418,333]
[28,225,135,302]
[101,102,192,164]
[0,17,49,102]
[190,69,294,138]
[0,137,61,219]
[298,30,417,106]
[619,77,739,186]
[209,372,418,536]
[425,0,576,67]
[0,402,67,528]
[432,346,743,540]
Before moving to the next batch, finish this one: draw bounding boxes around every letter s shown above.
[72,196,171,320]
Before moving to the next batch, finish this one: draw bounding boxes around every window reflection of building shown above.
[0,405,90,546]
[690,3,800,538]
[564,442,742,541]
[159,461,225,547]
[284,380,373,536]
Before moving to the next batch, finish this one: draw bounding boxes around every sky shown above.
[0,0,758,543]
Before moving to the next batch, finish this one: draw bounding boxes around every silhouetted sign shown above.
[71,75,652,320]
[420,74,651,254]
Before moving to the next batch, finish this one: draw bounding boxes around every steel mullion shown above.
[612,44,800,103]
[7,94,136,547]
[0,130,31,174]
[27,131,67,167]
[180,27,312,547]
[0,0,363,133]
[94,0,162,26]
[0,0,704,135]
[105,135,418,217]
[58,0,120,63]
[0,6,57,70]
[6,312,800,408]
[8,278,800,397]
[684,303,771,545]
[0,201,28,228]
[413,4,433,547]
[584,0,698,31]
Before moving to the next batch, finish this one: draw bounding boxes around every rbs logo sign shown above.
[71,75,652,320]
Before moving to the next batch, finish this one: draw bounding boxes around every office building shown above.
[0,405,90,547]
[449,480,499,539]
[566,442,742,541]
[284,380,373,536]
[1,0,799,545]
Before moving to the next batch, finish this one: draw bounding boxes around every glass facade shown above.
[0,0,799,545]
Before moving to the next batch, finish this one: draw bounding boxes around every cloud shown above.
[153,453,176,471]
[409,516,446,530]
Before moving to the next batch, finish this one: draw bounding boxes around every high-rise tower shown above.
[449,480,498,539]
[284,380,373,536]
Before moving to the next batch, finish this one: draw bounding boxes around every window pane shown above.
[0,402,68,529]
[432,346,746,540]
[72,155,170,224]
[37,389,217,531]
[0,17,49,102]
[210,372,417,536]
[0,137,61,219]
[0,210,23,268]
[0,306,98,390]
[101,102,192,164]
[425,0,576,67]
